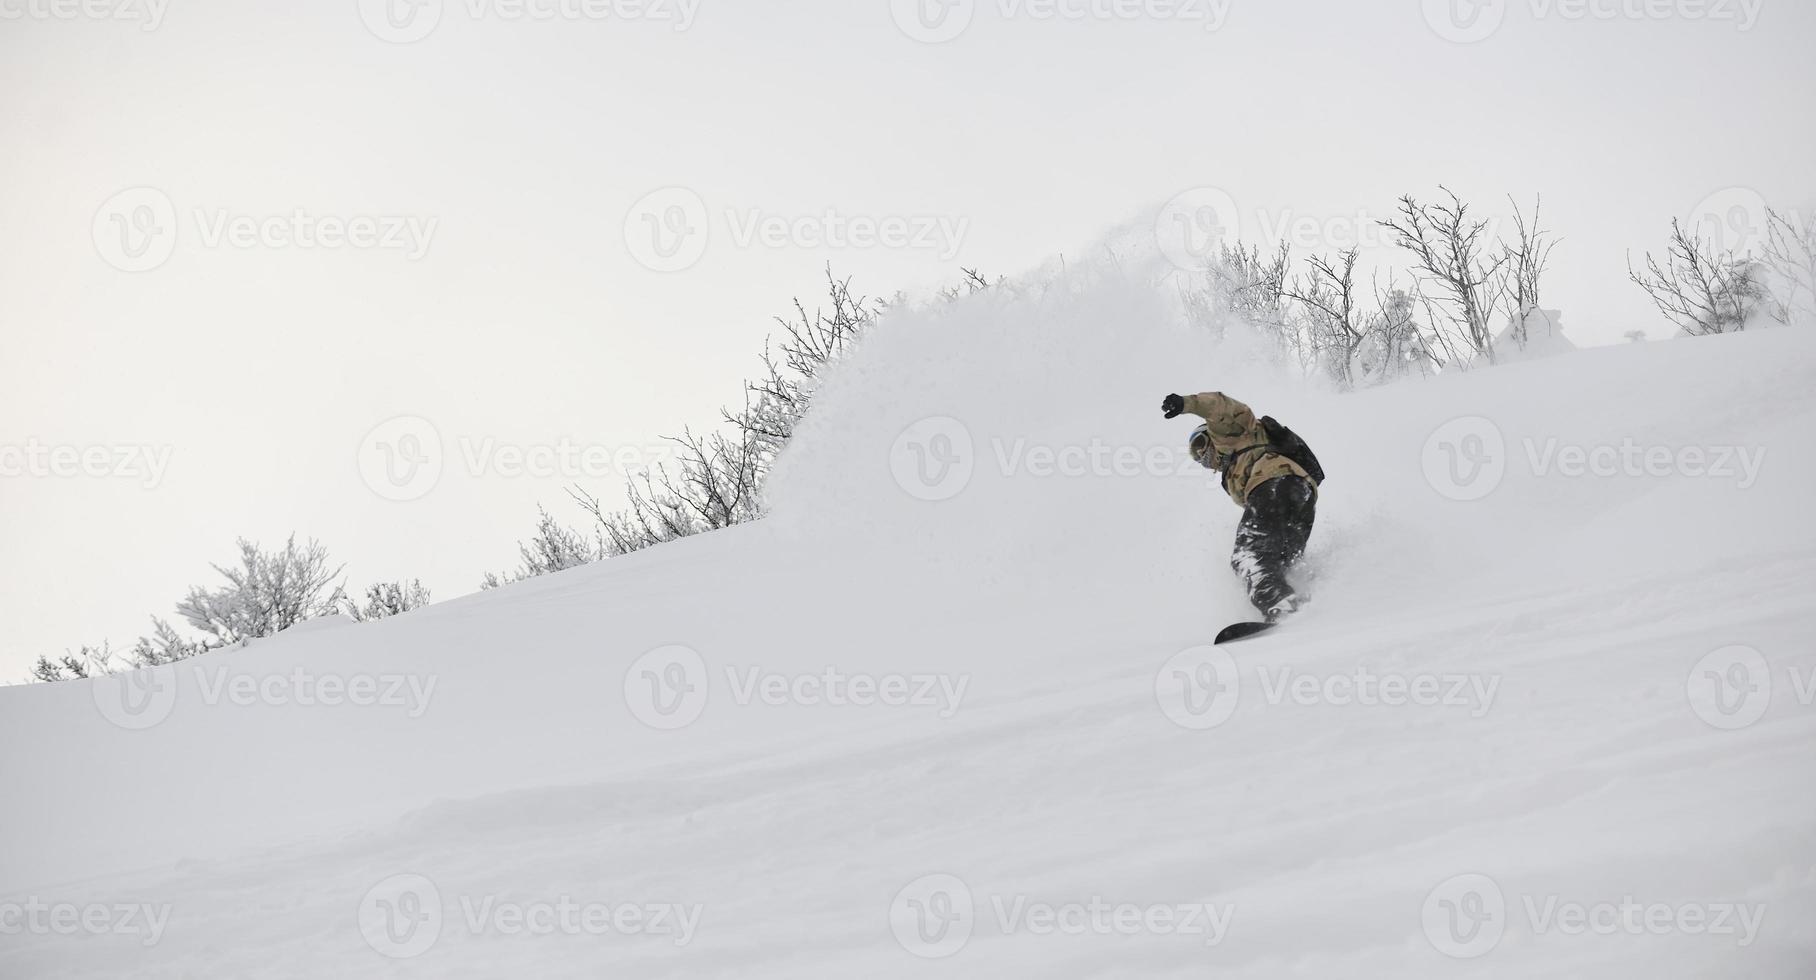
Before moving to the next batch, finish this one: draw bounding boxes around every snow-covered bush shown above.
[26,534,434,682]
[491,267,997,578]
[175,536,347,645]
[128,618,211,666]
[30,644,117,682]
[482,506,602,588]
[345,580,433,621]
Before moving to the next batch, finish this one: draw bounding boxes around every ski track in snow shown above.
[4,263,1815,978]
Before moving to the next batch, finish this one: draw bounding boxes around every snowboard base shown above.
[1214,621,1277,645]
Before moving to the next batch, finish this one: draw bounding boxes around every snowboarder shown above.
[1161,391,1322,624]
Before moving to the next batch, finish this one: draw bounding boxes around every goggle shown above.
[1189,428,1217,468]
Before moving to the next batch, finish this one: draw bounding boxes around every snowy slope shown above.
[4,250,1815,979]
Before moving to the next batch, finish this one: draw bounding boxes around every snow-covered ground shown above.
[4,253,1814,978]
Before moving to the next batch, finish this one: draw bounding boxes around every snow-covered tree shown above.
[1379,188,1511,365]
[1758,207,1815,328]
[1629,219,1768,336]
[1187,240,1297,354]
[1497,196,1557,352]
[1356,286,1437,385]
[1285,248,1370,388]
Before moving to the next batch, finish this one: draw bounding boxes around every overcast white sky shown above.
[2,0,1811,678]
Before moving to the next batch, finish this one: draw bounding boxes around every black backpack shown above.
[1260,416,1324,485]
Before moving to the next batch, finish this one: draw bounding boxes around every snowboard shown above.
[1214,621,1277,645]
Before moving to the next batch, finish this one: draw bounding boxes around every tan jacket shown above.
[1183,391,1311,507]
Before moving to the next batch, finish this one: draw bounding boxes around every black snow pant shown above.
[1230,475,1317,618]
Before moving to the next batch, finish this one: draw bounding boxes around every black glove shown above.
[1161,393,1185,419]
